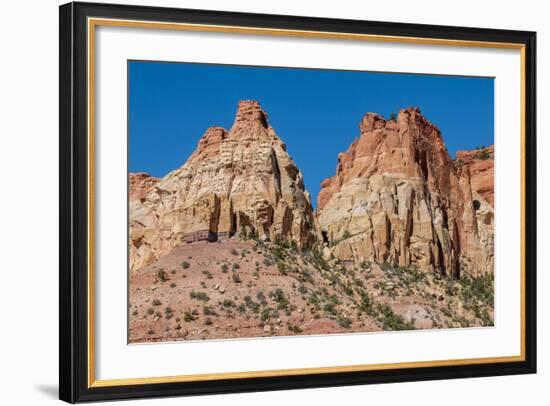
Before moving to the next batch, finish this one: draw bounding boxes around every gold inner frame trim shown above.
[87,17,527,388]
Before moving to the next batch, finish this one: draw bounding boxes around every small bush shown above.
[155,269,168,283]
[323,303,337,316]
[269,288,289,310]
[152,299,162,306]
[287,324,303,334]
[183,310,197,322]
[337,316,352,328]
[222,299,235,308]
[243,295,260,313]
[203,305,218,316]
[181,261,190,269]
[190,291,210,302]
[256,291,268,306]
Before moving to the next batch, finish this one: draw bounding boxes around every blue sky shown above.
[129,61,494,207]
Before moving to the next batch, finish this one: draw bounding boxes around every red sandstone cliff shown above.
[317,107,493,278]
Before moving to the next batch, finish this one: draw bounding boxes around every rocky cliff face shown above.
[129,100,318,272]
[455,145,494,207]
[317,108,493,278]
[129,172,159,204]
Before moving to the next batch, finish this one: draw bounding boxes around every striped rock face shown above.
[129,100,318,272]
[317,108,493,278]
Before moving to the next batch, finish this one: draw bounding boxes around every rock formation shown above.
[317,107,493,278]
[129,172,159,204]
[129,100,318,272]
[455,145,494,207]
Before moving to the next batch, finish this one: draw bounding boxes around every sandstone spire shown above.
[317,107,493,278]
[129,100,318,272]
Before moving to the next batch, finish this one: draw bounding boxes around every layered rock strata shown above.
[455,145,494,207]
[317,108,493,278]
[129,100,318,272]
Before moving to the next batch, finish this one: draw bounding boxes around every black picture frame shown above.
[59,1,537,403]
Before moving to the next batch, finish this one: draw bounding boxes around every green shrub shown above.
[243,295,260,313]
[269,288,289,310]
[203,305,218,316]
[338,316,352,328]
[155,269,168,283]
[222,299,235,307]
[323,303,337,316]
[287,324,303,334]
[189,291,210,302]
[256,291,267,306]
[183,310,197,322]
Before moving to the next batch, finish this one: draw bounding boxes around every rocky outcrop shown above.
[317,107,493,278]
[129,173,159,204]
[455,145,494,207]
[129,100,318,272]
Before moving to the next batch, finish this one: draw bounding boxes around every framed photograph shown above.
[59,2,536,403]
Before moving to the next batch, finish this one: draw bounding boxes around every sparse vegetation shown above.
[269,288,289,310]
[203,305,218,316]
[223,299,236,308]
[183,309,198,322]
[155,269,168,283]
[130,226,492,343]
[190,291,210,302]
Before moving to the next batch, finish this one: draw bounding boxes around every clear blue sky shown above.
[129,61,493,207]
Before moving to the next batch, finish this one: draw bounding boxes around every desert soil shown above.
[129,237,494,343]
